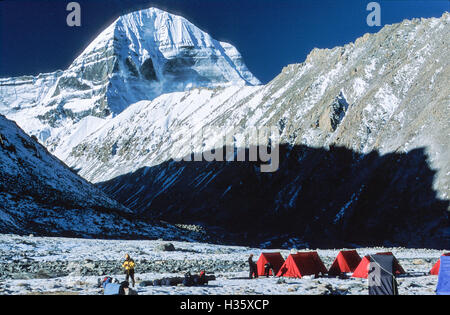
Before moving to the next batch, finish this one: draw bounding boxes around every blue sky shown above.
[0,0,448,83]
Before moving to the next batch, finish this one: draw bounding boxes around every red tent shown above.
[352,252,405,278]
[276,252,327,278]
[309,251,328,274]
[328,250,362,275]
[256,252,285,276]
[430,253,450,275]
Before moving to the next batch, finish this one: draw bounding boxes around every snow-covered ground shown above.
[0,234,444,295]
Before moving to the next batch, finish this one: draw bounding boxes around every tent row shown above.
[257,250,449,279]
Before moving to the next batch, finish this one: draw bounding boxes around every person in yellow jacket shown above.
[122,254,136,287]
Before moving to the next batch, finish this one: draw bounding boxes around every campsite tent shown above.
[352,252,405,278]
[436,256,450,295]
[309,251,328,274]
[277,252,327,278]
[257,252,285,276]
[430,253,450,275]
[328,250,362,276]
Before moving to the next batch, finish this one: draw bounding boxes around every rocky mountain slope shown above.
[0,7,259,160]
[0,8,448,248]
[63,14,449,248]
[0,114,207,241]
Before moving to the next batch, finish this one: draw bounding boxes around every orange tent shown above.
[256,252,285,276]
[352,252,405,278]
[430,253,450,275]
[276,252,327,278]
[328,250,362,276]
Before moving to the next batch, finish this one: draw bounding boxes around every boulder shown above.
[156,243,176,252]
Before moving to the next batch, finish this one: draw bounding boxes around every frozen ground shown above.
[0,234,444,295]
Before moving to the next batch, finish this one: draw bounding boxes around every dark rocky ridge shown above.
[0,114,210,242]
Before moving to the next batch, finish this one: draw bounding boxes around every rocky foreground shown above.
[0,234,445,295]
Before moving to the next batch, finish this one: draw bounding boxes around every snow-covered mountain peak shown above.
[0,7,259,159]
[69,7,260,99]
[0,11,448,247]
[75,7,217,61]
[117,7,215,49]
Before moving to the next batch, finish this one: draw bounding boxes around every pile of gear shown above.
[100,277,138,295]
[141,271,216,287]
